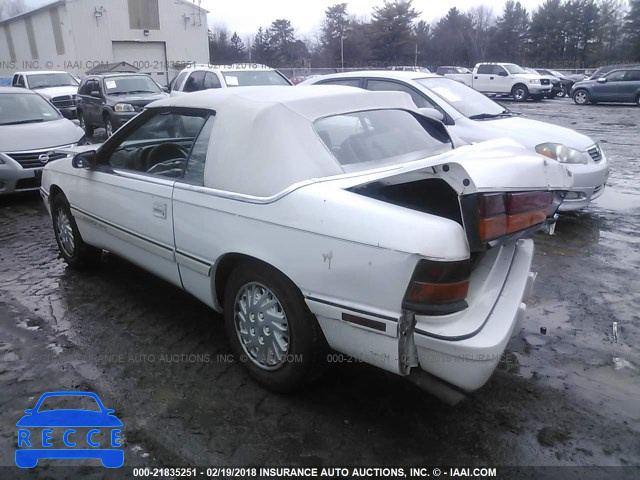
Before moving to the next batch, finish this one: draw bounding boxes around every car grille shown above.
[51,95,76,108]
[587,145,602,162]
[540,78,550,85]
[7,149,69,169]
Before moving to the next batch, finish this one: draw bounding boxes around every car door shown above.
[595,70,626,101]
[69,108,209,286]
[472,64,495,92]
[364,79,449,121]
[85,79,102,124]
[617,70,640,102]
[492,65,511,93]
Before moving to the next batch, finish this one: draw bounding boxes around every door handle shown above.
[153,202,167,219]
[490,76,494,80]
[474,76,478,79]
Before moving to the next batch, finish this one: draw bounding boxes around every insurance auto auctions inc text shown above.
[251,467,497,477]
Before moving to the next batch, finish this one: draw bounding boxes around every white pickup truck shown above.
[442,62,551,102]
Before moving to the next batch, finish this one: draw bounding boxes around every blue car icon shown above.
[16,391,124,468]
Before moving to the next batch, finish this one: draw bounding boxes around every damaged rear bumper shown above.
[407,239,535,398]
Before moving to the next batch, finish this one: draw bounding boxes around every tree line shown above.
[208,0,640,69]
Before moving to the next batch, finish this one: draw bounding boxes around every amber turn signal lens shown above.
[406,281,470,304]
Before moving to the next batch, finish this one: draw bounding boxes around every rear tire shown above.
[512,84,529,102]
[223,261,326,392]
[573,89,590,105]
[560,86,568,97]
[52,195,102,269]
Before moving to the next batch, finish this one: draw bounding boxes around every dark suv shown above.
[76,74,168,137]
[571,68,640,105]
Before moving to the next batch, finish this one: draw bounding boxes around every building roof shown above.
[0,0,208,26]
[148,85,419,197]
[0,0,65,26]
[85,62,139,75]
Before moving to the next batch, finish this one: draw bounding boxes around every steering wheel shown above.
[145,143,188,172]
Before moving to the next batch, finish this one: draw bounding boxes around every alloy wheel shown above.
[55,208,75,257]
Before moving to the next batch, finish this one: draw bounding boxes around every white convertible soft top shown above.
[147,85,419,197]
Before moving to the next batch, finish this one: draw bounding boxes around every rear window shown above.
[314,109,452,173]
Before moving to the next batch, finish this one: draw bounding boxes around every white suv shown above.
[169,64,291,96]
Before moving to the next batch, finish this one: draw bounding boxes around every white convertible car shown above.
[41,86,572,403]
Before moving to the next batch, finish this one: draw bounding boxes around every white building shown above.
[0,0,209,84]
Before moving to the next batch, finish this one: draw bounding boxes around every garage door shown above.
[112,41,168,86]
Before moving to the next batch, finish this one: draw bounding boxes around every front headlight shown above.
[536,143,589,164]
[114,103,135,112]
[529,79,541,84]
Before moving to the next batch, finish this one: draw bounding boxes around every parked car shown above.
[301,71,608,211]
[571,68,640,106]
[0,87,85,195]
[534,69,574,97]
[588,64,640,80]
[524,68,561,98]
[169,64,291,96]
[75,73,168,137]
[434,62,551,101]
[436,66,472,76]
[12,71,79,119]
[40,86,572,402]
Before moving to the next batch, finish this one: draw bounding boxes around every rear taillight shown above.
[403,259,471,315]
[477,191,553,242]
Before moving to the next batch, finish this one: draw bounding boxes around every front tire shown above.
[223,261,325,392]
[78,111,94,137]
[52,195,102,268]
[512,84,529,102]
[573,89,590,105]
[104,115,114,137]
[560,86,568,97]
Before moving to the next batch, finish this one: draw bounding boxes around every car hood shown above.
[108,92,168,106]
[16,410,123,427]
[460,116,595,151]
[32,86,78,98]
[1,119,84,153]
[514,73,542,81]
[573,79,596,88]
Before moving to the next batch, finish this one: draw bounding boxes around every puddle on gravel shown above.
[592,189,640,211]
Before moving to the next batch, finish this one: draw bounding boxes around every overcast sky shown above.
[26,0,548,38]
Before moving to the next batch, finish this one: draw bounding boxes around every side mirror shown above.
[90,90,101,97]
[498,71,508,77]
[418,107,445,122]
[162,85,170,93]
[72,150,97,169]
[597,77,607,83]
[24,409,34,414]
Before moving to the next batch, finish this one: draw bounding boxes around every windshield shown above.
[222,70,290,87]
[415,77,506,118]
[504,64,526,74]
[26,72,78,89]
[104,75,162,95]
[314,109,452,173]
[37,395,101,412]
[549,70,566,78]
[0,92,62,125]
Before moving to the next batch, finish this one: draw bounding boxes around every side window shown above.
[182,115,215,185]
[16,75,26,87]
[183,71,206,92]
[367,79,433,109]
[626,70,640,81]
[476,65,492,74]
[101,110,208,179]
[203,72,221,90]
[172,71,188,91]
[79,80,91,95]
[493,66,508,75]
[320,79,362,88]
[605,71,625,82]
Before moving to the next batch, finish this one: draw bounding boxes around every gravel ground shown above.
[0,97,639,478]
